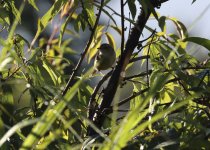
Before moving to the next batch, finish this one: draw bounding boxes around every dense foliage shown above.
[0,0,210,149]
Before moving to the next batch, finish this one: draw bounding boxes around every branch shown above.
[87,70,113,121]
[124,66,209,81]
[129,55,150,63]
[88,0,169,136]
[112,88,149,108]
[124,70,153,81]
[62,0,105,96]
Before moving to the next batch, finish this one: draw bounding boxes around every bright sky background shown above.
[159,0,210,38]
[110,0,210,38]
[108,0,210,60]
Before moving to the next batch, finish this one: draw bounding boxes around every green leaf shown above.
[42,60,61,85]
[7,0,21,23]
[0,84,14,106]
[128,0,136,19]
[149,69,169,94]
[0,7,10,25]
[0,1,25,63]
[130,84,143,110]
[74,14,81,32]
[129,95,194,141]
[169,17,188,39]
[158,16,166,32]
[13,34,30,48]
[28,47,43,62]
[74,13,87,32]
[105,32,116,50]
[88,39,101,63]
[86,8,96,27]
[0,57,13,71]
[110,25,122,35]
[183,37,210,51]
[59,14,72,46]
[20,69,92,149]
[31,0,67,48]
[87,25,104,63]
[0,118,5,147]
[28,0,39,11]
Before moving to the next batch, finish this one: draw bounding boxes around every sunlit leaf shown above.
[31,0,67,48]
[42,60,61,85]
[88,39,101,63]
[105,32,116,50]
[74,14,81,32]
[21,69,92,149]
[28,0,39,11]
[110,25,122,35]
[87,25,104,63]
[168,17,188,39]
[0,57,13,71]
[60,0,74,18]
[1,84,14,106]
[59,14,72,46]
[7,0,21,23]
[0,7,10,25]
[86,8,96,27]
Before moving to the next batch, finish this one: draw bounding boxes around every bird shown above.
[93,43,116,74]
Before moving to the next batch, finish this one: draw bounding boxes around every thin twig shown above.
[62,0,105,96]
[139,29,156,43]
[47,24,60,49]
[124,66,209,81]
[94,1,135,25]
[129,55,150,63]
[124,70,153,81]
[127,79,148,86]
[130,38,157,61]
[5,66,21,81]
[87,70,112,122]
[114,88,149,108]
[120,0,125,54]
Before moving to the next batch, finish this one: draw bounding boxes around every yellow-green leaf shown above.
[110,25,122,35]
[88,39,101,63]
[87,25,104,63]
[105,32,116,50]
[183,37,210,51]
[31,0,67,48]
[28,0,39,11]
[168,17,188,39]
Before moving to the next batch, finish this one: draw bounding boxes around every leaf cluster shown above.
[0,0,209,149]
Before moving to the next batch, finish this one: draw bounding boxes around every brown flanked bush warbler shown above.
[92,43,116,75]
